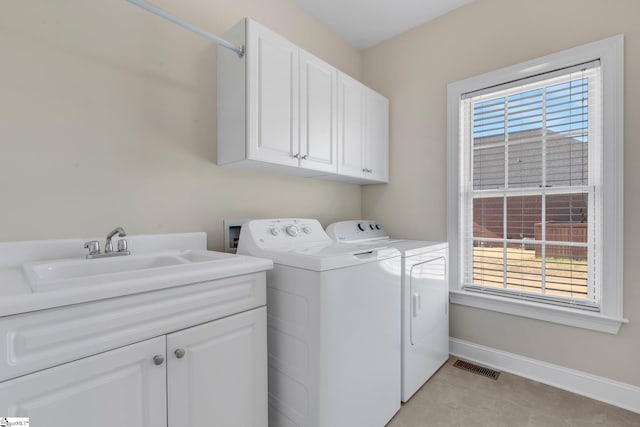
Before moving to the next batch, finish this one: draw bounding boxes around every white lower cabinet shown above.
[168,307,267,427]
[0,336,167,426]
[0,307,267,427]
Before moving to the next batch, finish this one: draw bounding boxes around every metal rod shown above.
[127,0,245,57]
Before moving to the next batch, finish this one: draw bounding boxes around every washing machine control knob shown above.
[269,227,280,236]
[302,226,312,234]
[285,225,299,237]
[357,223,366,231]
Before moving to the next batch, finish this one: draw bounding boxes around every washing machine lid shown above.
[237,219,400,271]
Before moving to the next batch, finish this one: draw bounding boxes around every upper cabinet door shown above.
[337,72,366,178]
[247,21,299,167]
[299,50,338,174]
[365,90,390,183]
[0,337,167,427]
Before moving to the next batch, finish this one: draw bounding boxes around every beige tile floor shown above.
[387,358,640,427]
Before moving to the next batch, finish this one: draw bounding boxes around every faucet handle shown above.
[84,240,101,255]
[117,239,129,253]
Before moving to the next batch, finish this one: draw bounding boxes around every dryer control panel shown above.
[326,220,389,242]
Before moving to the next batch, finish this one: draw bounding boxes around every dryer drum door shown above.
[410,256,447,347]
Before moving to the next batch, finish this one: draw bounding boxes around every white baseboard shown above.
[450,338,640,414]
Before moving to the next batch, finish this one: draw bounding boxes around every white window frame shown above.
[447,35,626,334]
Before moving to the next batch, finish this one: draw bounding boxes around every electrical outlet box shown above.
[223,219,250,253]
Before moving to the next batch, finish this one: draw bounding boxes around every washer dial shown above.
[286,225,300,237]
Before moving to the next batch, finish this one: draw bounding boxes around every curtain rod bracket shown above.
[127,0,246,58]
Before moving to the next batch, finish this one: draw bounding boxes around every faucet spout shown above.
[107,227,127,241]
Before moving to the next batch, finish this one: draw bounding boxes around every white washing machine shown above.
[326,220,449,402]
[237,218,401,427]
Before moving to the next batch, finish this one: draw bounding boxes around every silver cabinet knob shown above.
[153,355,165,366]
[301,154,308,160]
[293,153,300,159]
[174,348,186,359]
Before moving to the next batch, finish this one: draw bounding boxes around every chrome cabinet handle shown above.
[153,355,165,366]
[293,153,300,159]
[174,348,186,359]
[301,154,308,160]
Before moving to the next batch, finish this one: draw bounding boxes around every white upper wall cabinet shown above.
[337,73,389,183]
[299,50,338,174]
[248,22,299,168]
[337,72,366,178]
[365,89,389,182]
[217,18,388,184]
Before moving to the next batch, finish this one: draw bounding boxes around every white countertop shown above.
[0,232,273,317]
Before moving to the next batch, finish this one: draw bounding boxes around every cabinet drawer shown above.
[0,272,265,381]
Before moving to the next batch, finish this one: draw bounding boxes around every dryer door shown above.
[410,256,448,347]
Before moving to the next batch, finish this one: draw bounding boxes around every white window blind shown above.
[459,61,602,310]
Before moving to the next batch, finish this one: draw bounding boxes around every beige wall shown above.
[0,0,362,249]
[362,0,640,386]
[4,0,639,390]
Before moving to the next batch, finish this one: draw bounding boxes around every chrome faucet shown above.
[105,227,126,253]
[84,227,131,259]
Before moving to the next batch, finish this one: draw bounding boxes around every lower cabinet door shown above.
[0,336,167,427]
[167,307,267,427]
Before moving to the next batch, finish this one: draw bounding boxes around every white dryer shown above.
[326,220,449,402]
[237,219,401,427]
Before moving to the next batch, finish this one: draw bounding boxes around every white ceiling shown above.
[294,0,474,49]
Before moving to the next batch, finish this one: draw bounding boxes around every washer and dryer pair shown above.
[326,220,449,403]
[237,218,448,427]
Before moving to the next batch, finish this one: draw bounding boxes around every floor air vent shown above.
[453,359,501,380]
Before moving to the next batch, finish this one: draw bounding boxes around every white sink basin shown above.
[22,250,234,292]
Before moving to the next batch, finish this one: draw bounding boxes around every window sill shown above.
[449,290,627,334]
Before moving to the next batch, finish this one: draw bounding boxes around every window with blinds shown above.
[459,62,602,310]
